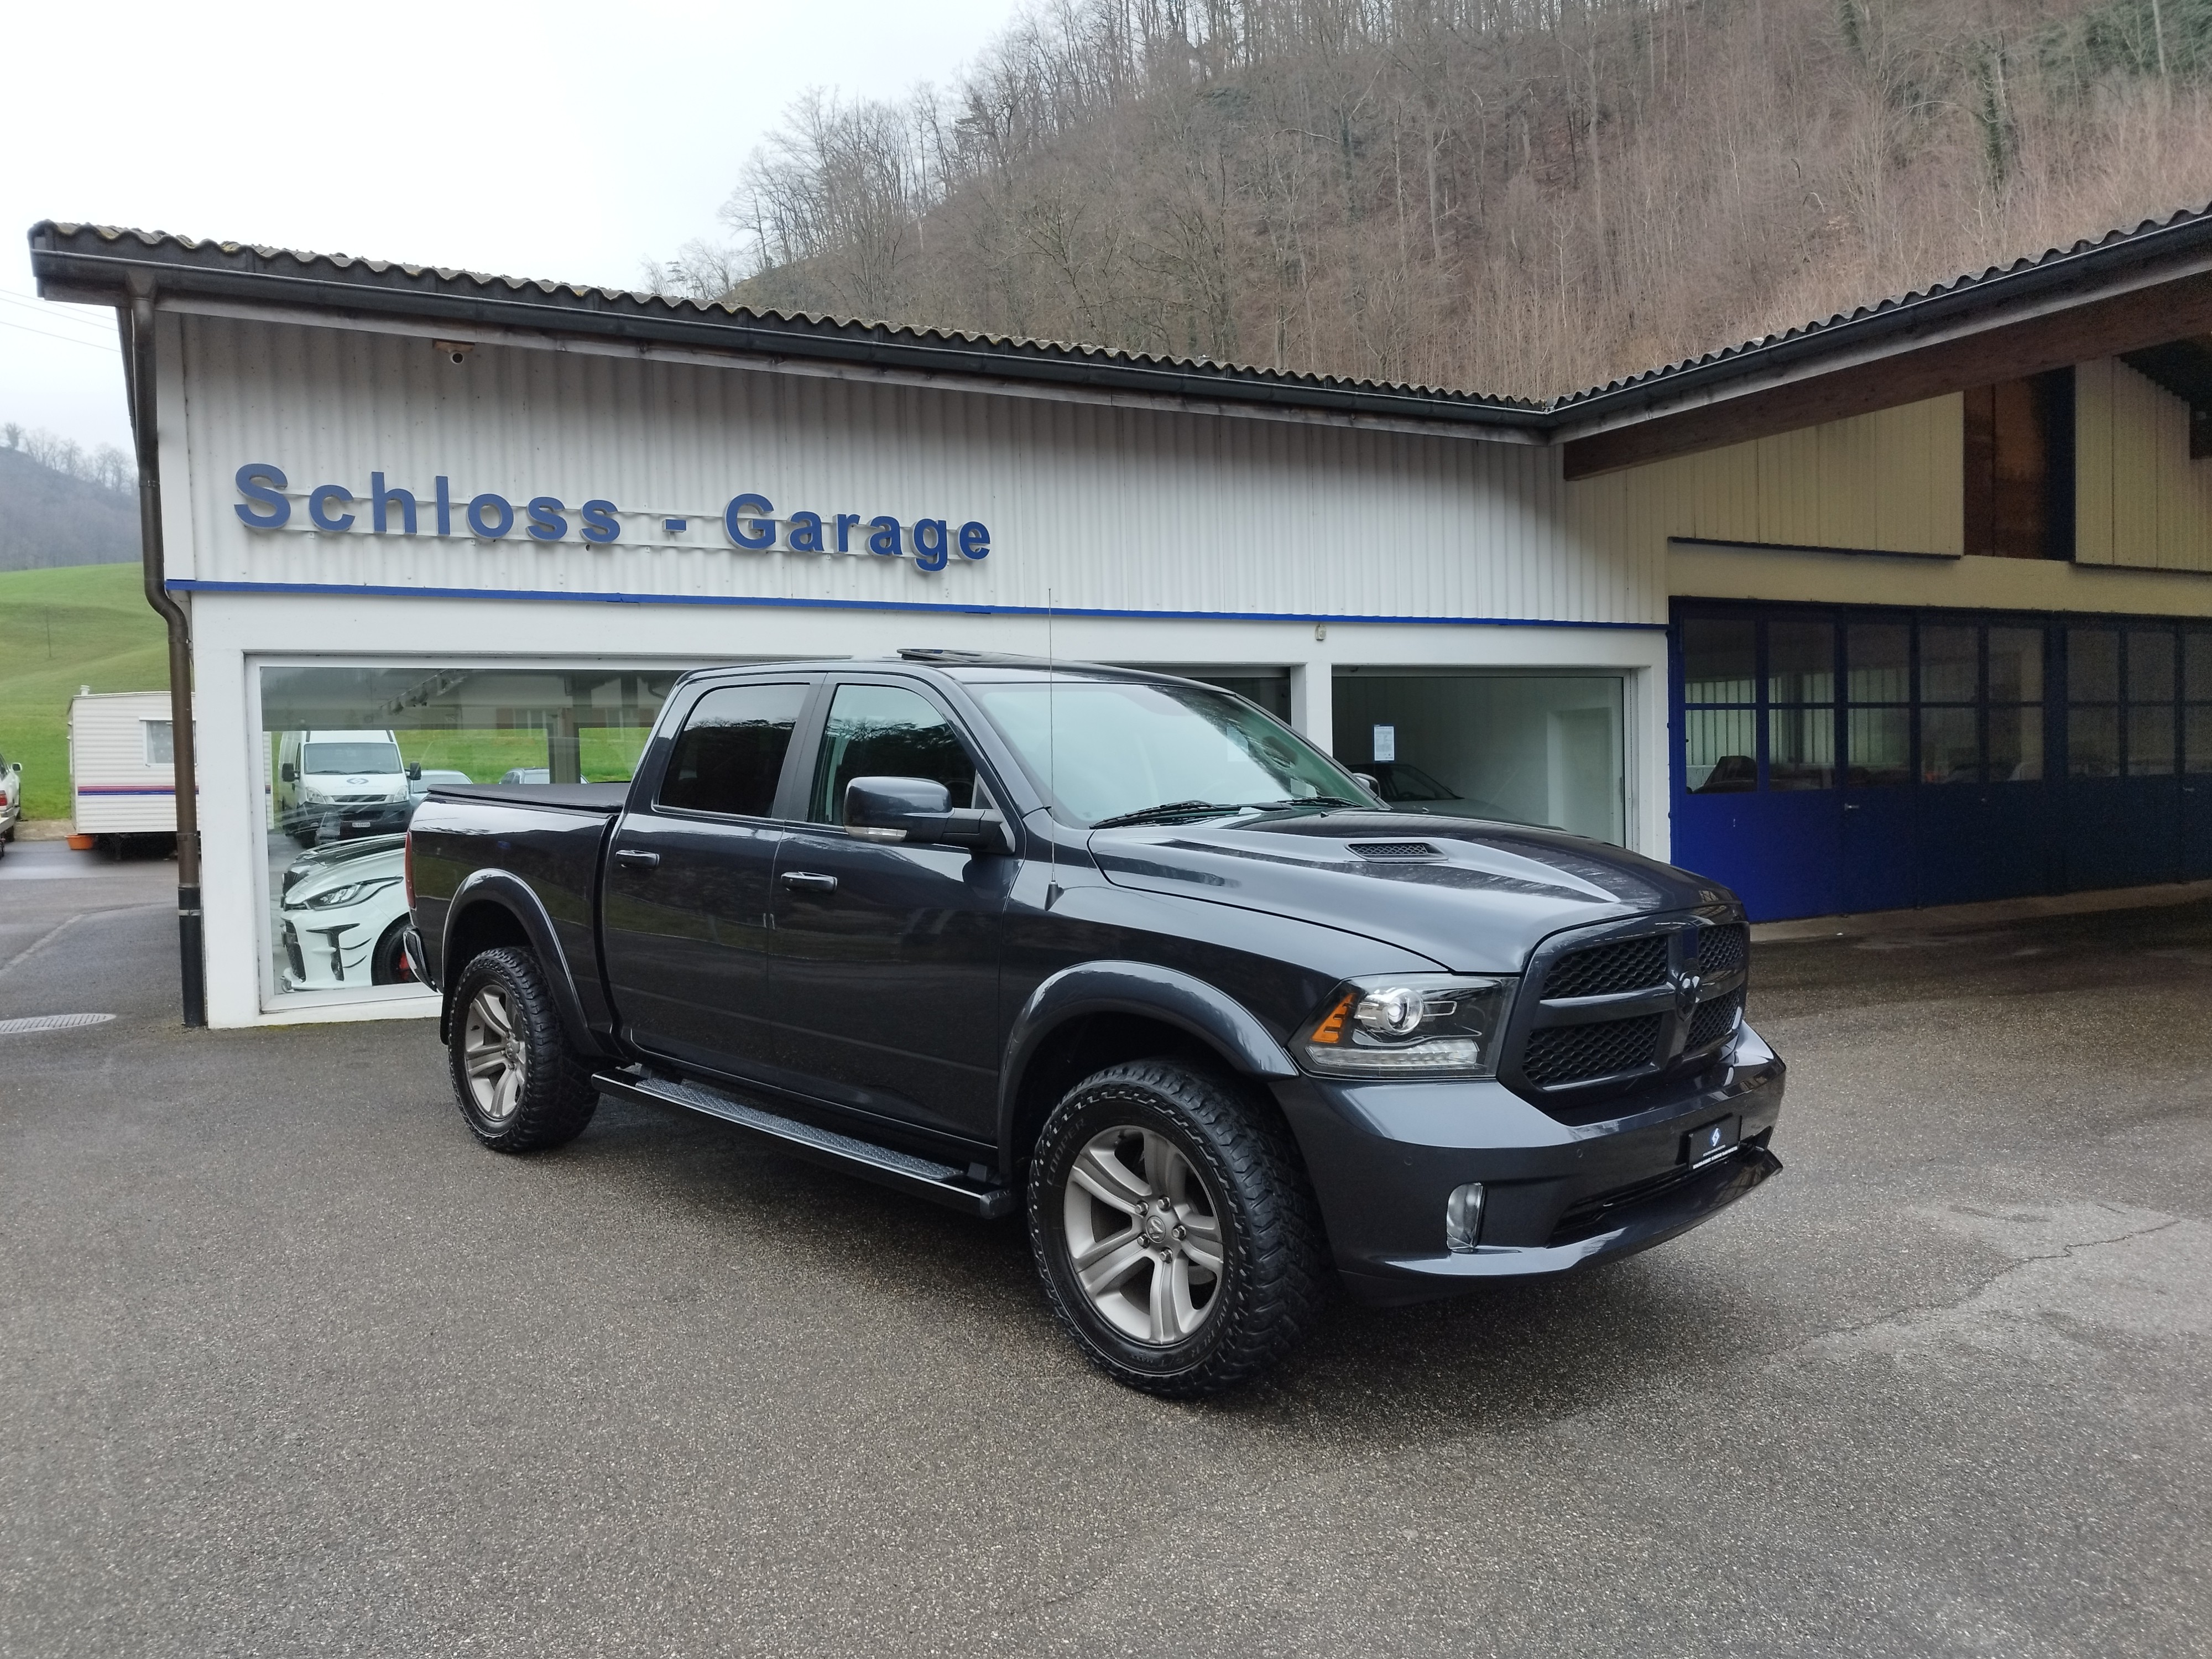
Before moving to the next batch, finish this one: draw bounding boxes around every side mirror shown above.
[844,775,999,848]
[408,761,422,780]
[1352,772,1381,794]
[280,762,298,783]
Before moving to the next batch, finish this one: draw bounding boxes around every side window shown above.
[658,682,808,817]
[809,683,980,825]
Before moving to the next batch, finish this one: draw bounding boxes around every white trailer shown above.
[69,691,179,838]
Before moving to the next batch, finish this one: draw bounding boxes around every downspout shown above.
[118,274,205,1027]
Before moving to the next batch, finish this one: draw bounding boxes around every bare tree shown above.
[651,0,2212,395]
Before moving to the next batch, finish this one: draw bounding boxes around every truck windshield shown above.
[969,679,1373,826]
[302,742,402,775]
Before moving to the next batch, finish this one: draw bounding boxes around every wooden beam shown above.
[1561,270,2212,479]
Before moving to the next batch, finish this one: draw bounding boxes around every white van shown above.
[273,729,411,846]
[69,691,179,843]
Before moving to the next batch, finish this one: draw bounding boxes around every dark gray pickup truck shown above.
[405,652,1783,1395]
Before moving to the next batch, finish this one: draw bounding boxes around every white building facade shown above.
[32,218,2212,1026]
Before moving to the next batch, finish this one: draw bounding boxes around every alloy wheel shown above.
[462,986,526,1123]
[1061,1125,1225,1345]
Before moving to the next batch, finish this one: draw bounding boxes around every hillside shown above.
[0,445,140,573]
[0,564,167,821]
[656,0,2212,398]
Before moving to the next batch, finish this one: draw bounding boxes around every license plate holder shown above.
[1684,1115,1740,1167]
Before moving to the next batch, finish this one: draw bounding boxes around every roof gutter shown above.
[29,235,1551,437]
[117,273,205,1027]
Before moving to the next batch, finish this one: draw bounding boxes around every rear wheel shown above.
[446,947,598,1152]
[1027,1059,1326,1397]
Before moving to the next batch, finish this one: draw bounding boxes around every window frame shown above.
[795,673,1003,835]
[647,677,817,824]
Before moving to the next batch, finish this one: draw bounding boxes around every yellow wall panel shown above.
[2075,356,2212,572]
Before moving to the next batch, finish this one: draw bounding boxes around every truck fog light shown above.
[1444,1182,1485,1253]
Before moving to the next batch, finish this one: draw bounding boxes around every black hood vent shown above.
[1348,841,1442,860]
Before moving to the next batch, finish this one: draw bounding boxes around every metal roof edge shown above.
[1550,202,2212,433]
[30,204,2212,444]
[25,223,1550,434]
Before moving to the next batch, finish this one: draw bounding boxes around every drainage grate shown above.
[0,1012,117,1037]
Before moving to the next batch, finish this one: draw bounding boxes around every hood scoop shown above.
[1348,841,1443,860]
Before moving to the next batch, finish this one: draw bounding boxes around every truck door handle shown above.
[780,871,838,893]
[614,848,661,869]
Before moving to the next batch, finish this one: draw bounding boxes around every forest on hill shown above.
[650,0,2212,399]
[0,427,138,572]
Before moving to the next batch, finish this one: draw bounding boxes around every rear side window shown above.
[809,682,979,823]
[659,683,808,817]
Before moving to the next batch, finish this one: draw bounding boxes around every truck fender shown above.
[997,960,1298,1168]
[439,868,606,1057]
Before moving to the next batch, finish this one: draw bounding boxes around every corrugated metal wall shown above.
[2075,356,2212,573]
[169,312,1652,626]
[1568,395,1965,562]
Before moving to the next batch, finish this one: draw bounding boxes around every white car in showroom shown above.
[0,745,20,854]
[278,833,415,989]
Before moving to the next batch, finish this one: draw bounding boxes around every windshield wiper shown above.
[1250,796,1368,812]
[1090,800,1245,828]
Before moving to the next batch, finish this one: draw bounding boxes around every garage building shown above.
[27,212,2212,1026]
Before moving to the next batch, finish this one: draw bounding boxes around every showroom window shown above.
[255,663,686,1008]
[1331,670,1627,844]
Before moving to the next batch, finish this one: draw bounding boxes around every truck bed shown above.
[422,782,630,813]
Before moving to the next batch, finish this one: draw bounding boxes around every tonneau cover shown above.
[422,782,630,812]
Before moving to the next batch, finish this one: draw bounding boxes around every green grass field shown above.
[0,564,169,821]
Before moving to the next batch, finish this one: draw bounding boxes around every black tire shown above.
[446,946,599,1153]
[1027,1058,1326,1398]
[370,917,415,986]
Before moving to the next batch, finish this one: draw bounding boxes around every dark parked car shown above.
[404,654,1783,1395]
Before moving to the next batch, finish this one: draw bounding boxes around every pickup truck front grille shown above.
[1506,919,1751,1107]
[1523,1013,1666,1087]
[1695,924,1749,977]
[1543,935,1670,998]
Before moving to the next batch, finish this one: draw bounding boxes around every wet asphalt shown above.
[1,836,2207,1657]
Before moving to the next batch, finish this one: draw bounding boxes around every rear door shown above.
[763,676,1014,1143]
[601,677,813,1079]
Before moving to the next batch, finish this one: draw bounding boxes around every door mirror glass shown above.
[843,775,998,847]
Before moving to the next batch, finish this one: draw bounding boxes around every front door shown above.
[765,677,1014,1144]
[601,679,812,1080]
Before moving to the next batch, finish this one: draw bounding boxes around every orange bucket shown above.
[66,833,96,851]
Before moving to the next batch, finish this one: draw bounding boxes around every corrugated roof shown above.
[28,202,2212,434]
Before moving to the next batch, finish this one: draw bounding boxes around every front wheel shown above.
[1027,1059,1326,1398]
[371,917,415,985]
[446,947,598,1153]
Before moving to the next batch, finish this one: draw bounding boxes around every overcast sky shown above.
[0,0,1017,454]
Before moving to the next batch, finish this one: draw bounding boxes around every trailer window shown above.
[144,721,174,766]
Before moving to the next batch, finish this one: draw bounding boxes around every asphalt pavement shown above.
[2,842,2207,1657]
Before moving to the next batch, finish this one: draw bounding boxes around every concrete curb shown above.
[1751,878,2212,942]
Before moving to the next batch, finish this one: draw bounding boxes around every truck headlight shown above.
[296,877,400,910]
[1294,975,1515,1077]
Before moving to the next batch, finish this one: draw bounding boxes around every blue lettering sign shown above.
[309,484,356,533]
[229,466,988,573]
[526,497,568,542]
[726,493,776,551]
[581,500,620,545]
[467,493,514,539]
[234,463,289,528]
[372,473,417,535]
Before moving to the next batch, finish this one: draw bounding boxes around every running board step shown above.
[592,1068,1014,1219]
